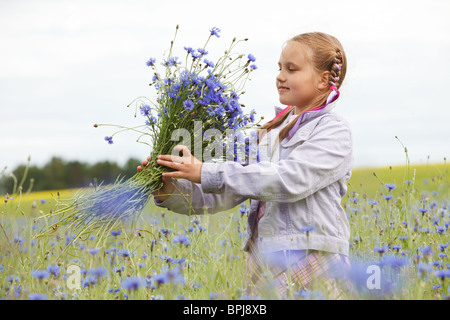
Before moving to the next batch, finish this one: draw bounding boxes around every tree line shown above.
[0,157,141,194]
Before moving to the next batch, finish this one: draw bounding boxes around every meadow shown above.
[0,161,448,300]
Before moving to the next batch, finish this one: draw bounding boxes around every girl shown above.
[149,32,353,298]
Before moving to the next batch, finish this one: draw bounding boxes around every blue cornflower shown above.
[121,276,144,291]
[436,226,446,234]
[434,269,450,280]
[301,226,315,233]
[162,266,185,285]
[28,293,47,300]
[197,48,208,56]
[247,54,256,62]
[294,289,312,298]
[110,229,122,237]
[40,199,47,204]
[419,207,428,214]
[249,109,256,123]
[88,267,108,278]
[117,249,131,258]
[146,57,156,67]
[173,234,190,247]
[152,273,169,286]
[210,292,219,299]
[432,284,441,291]
[384,194,393,201]
[32,270,50,280]
[421,246,433,256]
[82,275,98,287]
[203,59,214,68]
[239,204,248,216]
[12,235,24,247]
[379,254,409,268]
[184,46,195,54]
[162,56,181,67]
[191,52,201,60]
[374,245,387,255]
[104,136,113,144]
[113,266,124,274]
[152,73,159,82]
[89,248,99,255]
[65,234,76,245]
[368,199,378,206]
[205,78,218,89]
[47,264,60,277]
[8,275,19,283]
[146,116,157,126]
[160,228,172,237]
[164,77,174,85]
[385,183,396,192]
[417,262,432,275]
[192,282,202,290]
[249,64,257,70]
[140,104,151,116]
[209,27,221,38]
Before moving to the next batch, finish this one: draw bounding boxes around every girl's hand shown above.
[137,156,175,202]
[156,145,203,184]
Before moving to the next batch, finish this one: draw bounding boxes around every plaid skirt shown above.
[245,246,351,299]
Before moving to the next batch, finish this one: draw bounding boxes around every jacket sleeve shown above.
[153,178,247,215]
[201,115,353,203]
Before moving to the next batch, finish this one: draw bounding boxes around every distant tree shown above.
[65,160,90,188]
[0,157,142,193]
[122,158,141,179]
[89,161,123,186]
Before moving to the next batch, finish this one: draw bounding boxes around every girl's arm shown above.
[158,115,352,203]
[153,178,247,215]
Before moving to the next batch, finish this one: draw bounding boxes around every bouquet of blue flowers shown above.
[37,26,258,238]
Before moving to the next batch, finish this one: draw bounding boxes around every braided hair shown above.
[330,49,344,89]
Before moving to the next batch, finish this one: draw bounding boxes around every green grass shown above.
[0,162,448,300]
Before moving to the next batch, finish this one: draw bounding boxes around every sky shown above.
[1,0,449,172]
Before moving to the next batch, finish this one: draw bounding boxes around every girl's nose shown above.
[276,70,286,84]
[276,74,285,86]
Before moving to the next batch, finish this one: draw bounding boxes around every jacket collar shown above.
[273,89,340,139]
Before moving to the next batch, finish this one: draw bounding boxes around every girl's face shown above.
[276,41,328,113]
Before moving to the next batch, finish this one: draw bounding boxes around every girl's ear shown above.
[317,71,330,91]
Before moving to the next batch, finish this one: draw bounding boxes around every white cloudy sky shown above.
[1,0,449,171]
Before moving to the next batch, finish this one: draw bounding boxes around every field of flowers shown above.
[0,162,448,300]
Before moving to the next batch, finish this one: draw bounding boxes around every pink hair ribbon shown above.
[287,86,340,139]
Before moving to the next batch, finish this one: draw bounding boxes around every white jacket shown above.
[155,98,353,256]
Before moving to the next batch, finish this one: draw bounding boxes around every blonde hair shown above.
[261,32,347,141]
